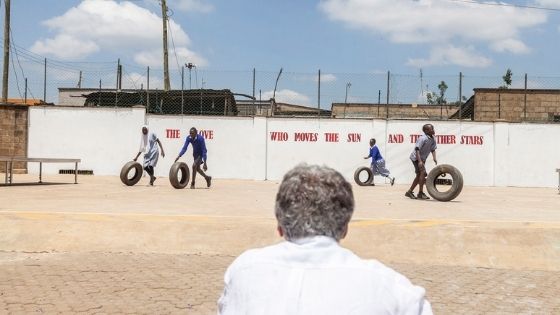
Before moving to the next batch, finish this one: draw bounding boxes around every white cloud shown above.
[319,0,547,56]
[173,0,214,13]
[261,89,311,105]
[534,0,560,9]
[491,39,531,54]
[407,45,492,68]
[31,0,206,66]
[320,73,337,83]
[134,47,207,68]
[31,34,99,59]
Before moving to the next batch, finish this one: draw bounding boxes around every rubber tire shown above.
[169,162,190,189]
[354,167,374,186]
[426,164,464,202]
[120,161,143,186]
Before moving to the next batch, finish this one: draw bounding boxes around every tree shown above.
[425,81,448,105]
[437,81,448,104]
[426,92,436,105]
[500,68,513,89]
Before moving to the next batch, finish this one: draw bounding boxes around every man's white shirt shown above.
[218,236,433,315]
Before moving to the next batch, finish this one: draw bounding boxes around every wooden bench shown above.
[0,157,81,185]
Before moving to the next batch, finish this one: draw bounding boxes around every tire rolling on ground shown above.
[426,164,463,202]
[354,167,374,186]
[169,162,190,189]
[120,161,143,186]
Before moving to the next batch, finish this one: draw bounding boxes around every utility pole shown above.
[161,0,170,91]
[345,82,351,103]
[2,0,11,103]
[186,62,195,89]
[77,71,82,88]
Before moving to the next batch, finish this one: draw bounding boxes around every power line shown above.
[445,0,560,12]
[167,14,183,77]
[9,28,37,99]
[12,44,117,69]
[9,46,23,99]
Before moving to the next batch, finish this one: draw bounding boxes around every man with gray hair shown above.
[218,164,433,315]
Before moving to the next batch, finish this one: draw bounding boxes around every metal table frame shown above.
[557,169,560,195]
[1,157,81,185]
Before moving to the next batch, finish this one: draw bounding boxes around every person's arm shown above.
[156,139,165,158]
[416,149,423,167]
[364,148,372,159]
[175,137,190,162]
[431,140,437,165]
[135,136,145,161]
[415,137,425,168]
[201,137,208,171]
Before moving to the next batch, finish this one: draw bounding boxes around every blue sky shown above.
[3,0,560,106]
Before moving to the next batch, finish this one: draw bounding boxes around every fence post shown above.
[377,90,381,117]
[115,59,120,108]
[459,72,463,121]
[317,69,321,117]
[386,71,390,119]
[252,68,256,108]
[524,73,527,120]
[146,66,150,113]
[43,58,47,102]
[181,66,184,115]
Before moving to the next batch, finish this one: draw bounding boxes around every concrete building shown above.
[472,88,560,122]
[331,103,459,120]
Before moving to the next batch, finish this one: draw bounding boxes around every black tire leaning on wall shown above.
[354,166,374,186]
[120,161,143,186]
[169,162,190,189]
[426,164,464,202]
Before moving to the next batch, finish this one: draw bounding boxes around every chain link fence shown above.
[2,48,560,122]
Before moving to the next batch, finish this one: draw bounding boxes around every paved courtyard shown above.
[1,252,559,314]
[1,175,559,314]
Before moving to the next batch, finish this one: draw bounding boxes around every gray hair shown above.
[275,164,355,241]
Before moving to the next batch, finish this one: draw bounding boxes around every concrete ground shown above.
[1,174,560,314]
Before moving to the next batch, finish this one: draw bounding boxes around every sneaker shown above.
[390,177,395,186]
[418,192,430,200]
[206,176,212,188]
[190,183,195,189]
[405,191,416,199]
[149,176,156,186]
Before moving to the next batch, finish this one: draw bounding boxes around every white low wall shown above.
[27,106,560,187]
[28,106,145,176]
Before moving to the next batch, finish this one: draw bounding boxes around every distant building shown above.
[332,89,560,123]
[58,88,238,116]
[236,99,331,117]
[470,88,560,122]
[331,103,459,120]
[1,98,44,106]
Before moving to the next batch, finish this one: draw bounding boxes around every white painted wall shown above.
[27,106,560,187]
[28,106,145,175]
[265,118,382,181]
[493,122,560,187]
[146,116,266,180]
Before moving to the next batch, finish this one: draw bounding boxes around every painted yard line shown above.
[1,211,560,229]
